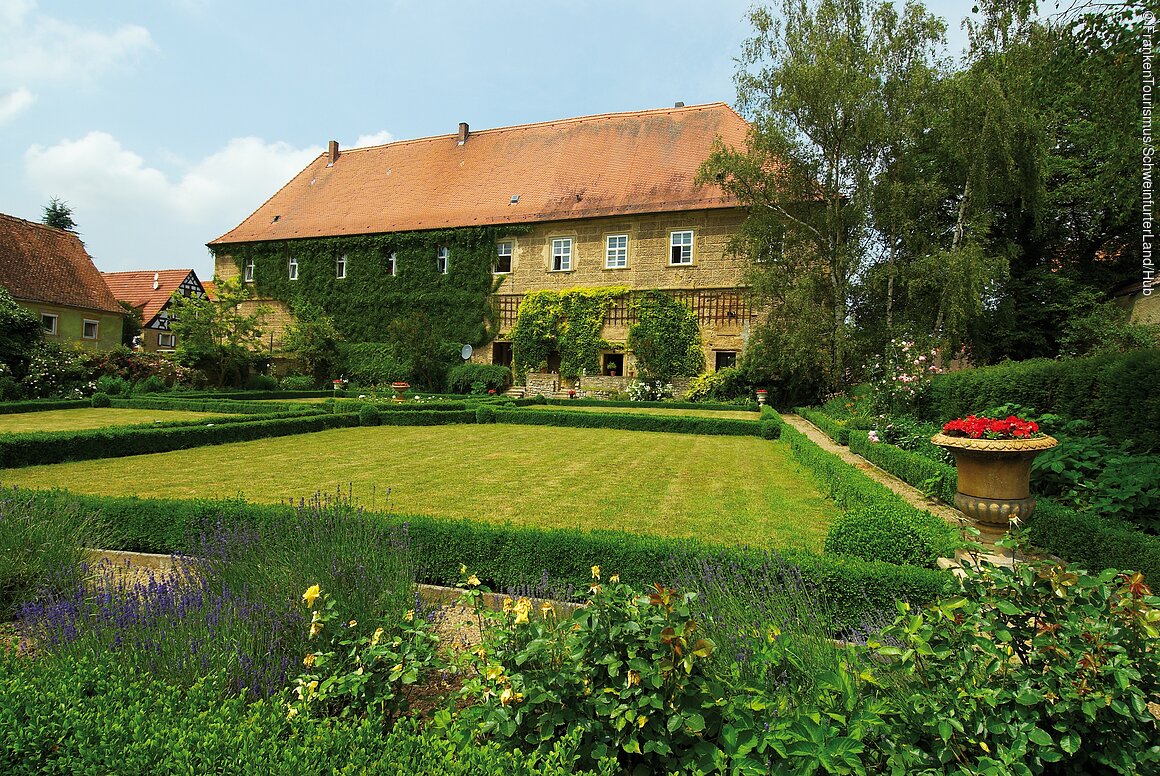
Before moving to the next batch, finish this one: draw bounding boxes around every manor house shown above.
[209,102,754,390]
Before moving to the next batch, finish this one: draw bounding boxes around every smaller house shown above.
[102,269,208,352]
[0,212,124,349]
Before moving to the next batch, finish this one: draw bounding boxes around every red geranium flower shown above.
[942,414,1040,440]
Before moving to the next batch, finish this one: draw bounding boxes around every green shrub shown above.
[494,408,760,437]
[543,397,756,412]
[923,349,1160,453]
[825,503,953,567]
[759,404,783,439]
[0,655,611,775]
[94,374,131,396]
[782,423,958,567]
[796,406,850,445]
[848,430,957,504]
[280,374,316,390]
[358,404,381,426]
[0,399,88,415]
[447,364,511,394]
[135,374,167,394]
[1026,500,1160,582]
[341,343,410,385]
[476,404,496,424]
[683,366,752,402]
[90,391,111,408]
[245,373,280,391]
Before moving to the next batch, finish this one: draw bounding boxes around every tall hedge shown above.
[922,349,1160,453]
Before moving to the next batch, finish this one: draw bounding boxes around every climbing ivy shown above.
[213,227,525,387]
[628,291,704,382]
[510,287,629,380]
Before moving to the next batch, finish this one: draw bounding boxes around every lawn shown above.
[0,424,837,550]
[524,405,757,420]
[0,408,229,434]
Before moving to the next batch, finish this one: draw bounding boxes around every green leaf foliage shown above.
[626,291,703,382]
[509,288,627,379]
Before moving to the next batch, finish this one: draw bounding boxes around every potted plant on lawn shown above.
[390,381,410,403]
[932,415,1057,527]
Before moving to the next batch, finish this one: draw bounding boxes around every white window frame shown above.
[669,230,694,265]
[551,238,572,272]
[243,258,255,282]
[605,234,628,269]
[157,333,176,349]
[336,254,347,279]
[436,246,450,275]
[41,313,58,335]
[288,256,299,280]
[495,242,512,274]
[82,319,99,340]
[386,252,397,277]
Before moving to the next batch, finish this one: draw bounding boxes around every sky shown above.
[0,0,980,279]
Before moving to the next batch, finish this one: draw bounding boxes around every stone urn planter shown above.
[931,433,1057,526]
[755,389,768,406]
[391,381,410,404]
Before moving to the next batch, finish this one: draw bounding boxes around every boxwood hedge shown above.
[847,430,958,505]
[493,408,760,437]
[1027,500,1160,582]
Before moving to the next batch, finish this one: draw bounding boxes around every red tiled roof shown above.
[0,212,123,314]
[102,269,199,324]
[210,102,749,246]
[201,280,216,300]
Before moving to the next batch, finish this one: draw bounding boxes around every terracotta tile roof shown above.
[102,269,200,325]
[210,102,749,246]
[201,280,216,300]
[0,212,123,314]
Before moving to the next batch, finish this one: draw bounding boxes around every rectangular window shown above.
[495,242,512,274]
[336,254,347,279]
[82,319,99,340]
[157,333,176,349]
[288,256,299,280]
[551,238,572,272]
[243,259,255,282]
[605,234,628,269]
[386,252,397,276]
[41,313,57,335]
[715,351,737,370]
[670,230,694,265]
[436,246,449,274]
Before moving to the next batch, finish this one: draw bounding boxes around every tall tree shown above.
[167,277,268,387]
[703,0,945,392]
[41,198,77,232]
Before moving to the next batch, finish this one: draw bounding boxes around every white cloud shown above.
[23,132,321,227]
[0,0,154,85]
[351,130,395,148]
[0,87,35,125]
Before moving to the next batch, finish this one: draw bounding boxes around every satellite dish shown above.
[460,344,473,361]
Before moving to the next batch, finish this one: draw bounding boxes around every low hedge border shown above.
[490,408,761,436]
[781,423,958,568]
[543,397,758,412]
[0,399,89,415]
[847,430,958,505]
[11,488,951,634]
[794,406,849,445]
[110,397,329,415]
[1027,500,1160,582]
[759,405,783,440]
[0,414,363,468]
[339,400,470,412]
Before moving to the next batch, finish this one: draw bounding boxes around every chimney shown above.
[327,140,339,165]
[457,122,469,145]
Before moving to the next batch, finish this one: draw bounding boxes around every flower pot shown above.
[931,433,1057,527]
[390,381,410,403]
[755,389,768,406]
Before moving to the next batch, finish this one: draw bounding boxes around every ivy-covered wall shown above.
[509,287,629,379]
[213,227,524,348]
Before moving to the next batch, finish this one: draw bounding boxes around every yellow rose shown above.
[309,621,323,638]
[540,601,554,617]
[502,597,513,613]
[371,627,384,646]
[591,565,601,580]
[404,609,414,622]
[303,653,316,667]
[610,574,620,584]
[467,575,481,587]
[348,620,357,627]
[486,664,505,681]
[499,687,524,706]
[627,670,641,687]
[513,597,531,625]
[302,584,321,608]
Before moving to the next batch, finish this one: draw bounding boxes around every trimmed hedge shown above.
[847,430,958,505]
[155,390,338,400]
[781,423,958,567]
[494,408,761,437]
[446,363,512,394]
[795,406,849,445]
[0,399,87,415]
[0,414,362,468]
[923,349,1160,453]
[12,489,950,634]
[759,405,783,440]
[111,397,329,415]
[0,655,601,776]
[544,397,758,412]
[339,400,470,412]
[1027,500,1160,582]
